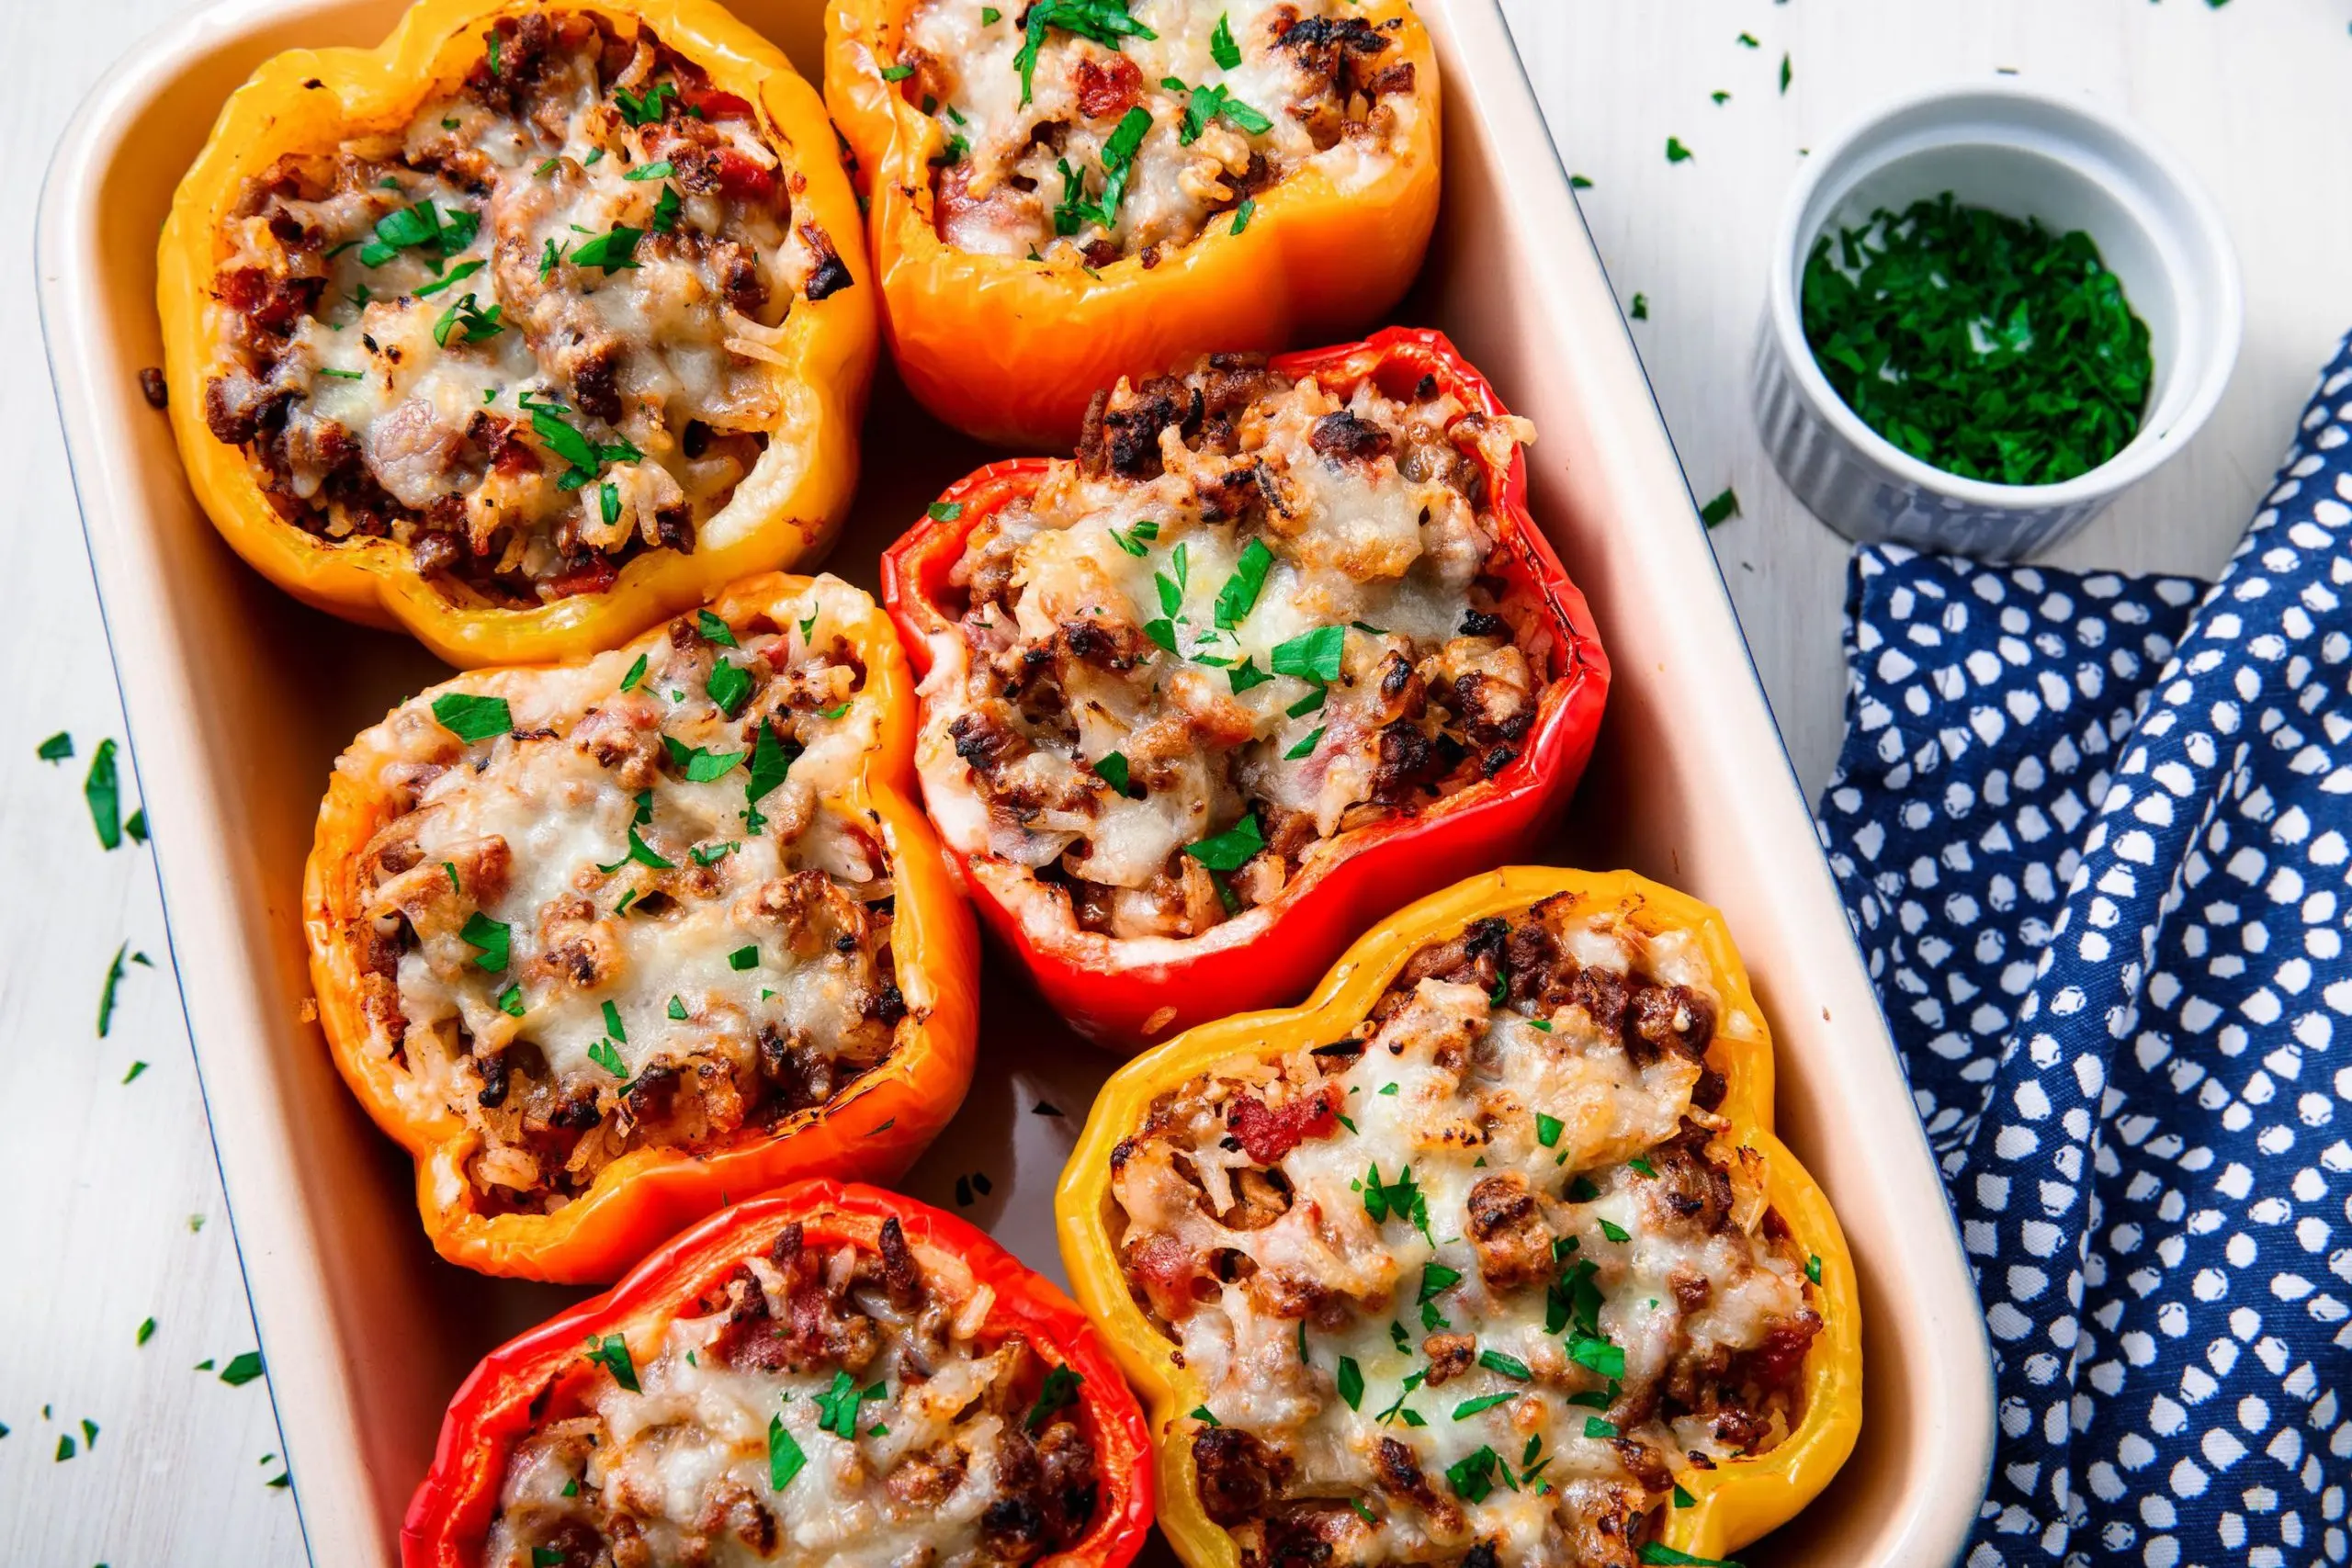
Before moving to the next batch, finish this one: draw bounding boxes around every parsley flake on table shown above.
[36,730,72,763]
[219,1350,266,1386]
[1666,136,1693,164]
[84,738,122,849]
[1631,292,1650,321]
[1699,487,1740,527]
[96,942,132,1037]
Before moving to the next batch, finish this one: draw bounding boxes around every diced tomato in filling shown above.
[711,149,778,202]
[545,556,621,599]
[1128,1233,1207,1322]
[683,87,754,120]
[1227,1083,1340,1165]
[1074,55,1143,119]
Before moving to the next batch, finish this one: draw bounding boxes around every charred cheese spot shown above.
[916,355,1547,953]
[1105,896,1824,1566]
[337,578,900,1213]
[486,1224,1099,1567]
[203,12,843,605]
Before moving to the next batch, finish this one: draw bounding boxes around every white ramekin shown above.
[1751,80,2242,561]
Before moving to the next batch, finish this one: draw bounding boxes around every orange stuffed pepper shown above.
[303,573,977,1282]
[1058,867,1862,1567]
[826,0,1440,447]
[159,0,876,668]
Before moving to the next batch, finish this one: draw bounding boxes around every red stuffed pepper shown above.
[881,328,1609,1051]
[403,1180,1154,1567]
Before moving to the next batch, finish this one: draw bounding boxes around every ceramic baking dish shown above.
[38,0,1996,1561]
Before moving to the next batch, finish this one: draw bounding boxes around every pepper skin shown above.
[823,0,1440,448]
[158,0,876,669]
[303,572,977,1282]
[1057,866,1863,1567]
[881,329,1609,1052]
[402,1179,1156,1567]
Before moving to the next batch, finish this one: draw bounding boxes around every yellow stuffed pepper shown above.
[160,0,876,668]
[826,0,1440,448]
[1057,867,1861,1566]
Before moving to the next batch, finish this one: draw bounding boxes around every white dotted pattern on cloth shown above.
[1815,338,2352,1567]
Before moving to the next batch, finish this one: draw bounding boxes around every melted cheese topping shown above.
[337,577,901,1209]
[915,361,1548,953]
[206,12,845,601]
[897,0,1420,260]
[1108,899,1821,1564]
[486,1227,1099,1568]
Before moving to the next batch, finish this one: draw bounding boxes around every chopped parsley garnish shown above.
[1025,1364,1083,1432]
[1374,1369,1427,1427]
[137,1318,156,1347]
[84,738,121,849]
[519,392,641,491]
[1628,1157,1657,1178]
[1535,1112,1565,1147]
[1568,1335,1625,1380]
[664,735,745,781]
[585,1333,639,1392]
[929,500,966,523]
[1213,537,1274,627]
[819,702,851,720]
[1336,1356,1363,1411]
[1586,1416,1620,1439]
[1699,487,1740,527]
[1631,292,1650,320]
[600,999,627,1043]
[615,82,678,126]
[431,292,503,346]
[219,1350,266,1387]
[1568,1174,1601,1201]
[1227,657,1272,693]
[619,653,648,692]
[1598,1218,1632,1244]
[1803,193,2152,484]
[706,657,753,717]
[667,995,689,1021]
[432,692,513,741]
[597,822,674,874]
[122,1061,148,1084]
[412,258,484,299]
[1666,136,1693,164]
[1285,684,1328,718]
[1015,0,1156,106]
[37,730,72,763]
[586,1038,627,1077]
[126,808,149,844]
[1363,1165,1430,1239]
[1477,1349,1532,1382]
[982,6,1001,19]
[1452,1391,1518,1419]
[1736,30,1758,46]
[729,944,760,971]
[1270,625,1343,683]
[1171,80,1272,144]
[1674,1482,1699,1508]
[1781,52,1792,94]
[1806,1253,1824,1285]
[569,224,645,273]
[880,62,916,81]
[459,911,511,972]
[1183,811,1262,871]
[359,199,479,268]
[538,237,568,278]
[1190,1404,1220,1426]
[624,160,675,182]
[1108,519,1159,555]
[1053,106,1151,235]
[1445,1445,1510,1503]
[1210,10,1241,69]
[1230,197,1255,235]
[1093,751,1141,798]
[650,184,682,233]
[696,609,740,647]
[534,156,560,177]
[1283,727,1326,761]
[813,1370,888,1438]
[745,721,800,811]
[497,983,525,1017]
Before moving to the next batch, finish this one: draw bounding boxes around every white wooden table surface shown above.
[5,1,2346,1562]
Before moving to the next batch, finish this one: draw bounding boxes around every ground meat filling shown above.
[1103,893,1824,1567]
[204,11,850,604]
[895,0,1422,264]
[486,1218,1100,1568]
[337,582,904,1214]
[916,355,1552,946]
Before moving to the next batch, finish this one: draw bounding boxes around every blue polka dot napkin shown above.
[1815,337,2352,1568]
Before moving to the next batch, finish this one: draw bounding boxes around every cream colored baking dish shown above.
[38,0,1995,1561]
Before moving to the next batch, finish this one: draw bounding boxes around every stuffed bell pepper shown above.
[404,1180,1155,1567]
[825,0,1440,446]
[303,573,976,1282]
[882,329,1608,1050]
[159,0,876,668]
[1057,866,1861,1568]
